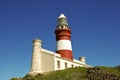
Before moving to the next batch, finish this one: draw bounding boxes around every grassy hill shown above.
[10,66,120,80]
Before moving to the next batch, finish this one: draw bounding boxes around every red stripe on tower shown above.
[55,14,73,60]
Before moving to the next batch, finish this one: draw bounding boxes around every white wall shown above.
[40,49,55,73]
[40,48,90,73]
[54,55,86,71]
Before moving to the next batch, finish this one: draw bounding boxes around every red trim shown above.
[55,29,71,41]
[56,50,73,60]
[56,35,71,40]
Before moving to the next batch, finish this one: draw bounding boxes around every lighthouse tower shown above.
[30,39,42,75]
[55,14,73,60]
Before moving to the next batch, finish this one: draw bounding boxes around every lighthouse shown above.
[55,14,73,60]
[29,14,90,75]
[30,39,42,75]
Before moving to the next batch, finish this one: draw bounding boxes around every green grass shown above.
[40,67,87,80]
[11,66,120,80]
[98,66,120,75]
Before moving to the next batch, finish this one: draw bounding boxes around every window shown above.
[71,64,74,68]
[57,61,60,69]
[65,63,67,69]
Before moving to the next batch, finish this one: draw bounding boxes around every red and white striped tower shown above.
[55,14,73,60]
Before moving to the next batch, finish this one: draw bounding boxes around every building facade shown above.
[29,14,91,75]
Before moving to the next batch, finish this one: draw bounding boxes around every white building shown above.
[29,14,91,75]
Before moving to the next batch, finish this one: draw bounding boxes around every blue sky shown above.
[0,0,120,80]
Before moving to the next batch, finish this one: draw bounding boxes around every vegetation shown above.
[86,66,120,80]
[10,66,120,80]
[10,77,22,80]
